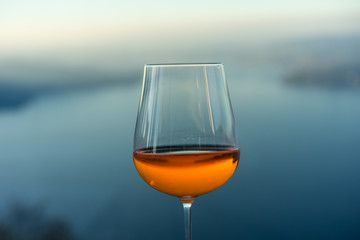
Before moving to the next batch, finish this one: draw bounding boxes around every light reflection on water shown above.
[0,65,360,240]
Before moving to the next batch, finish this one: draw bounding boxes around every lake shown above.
[0,63,359,240]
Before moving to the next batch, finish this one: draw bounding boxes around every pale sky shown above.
[1,0,359,25]
[0,0,359,60]
[0,0,359,83]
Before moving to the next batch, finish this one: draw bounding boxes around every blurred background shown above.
[1,0,360,239]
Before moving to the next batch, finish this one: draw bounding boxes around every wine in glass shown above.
[133,63,239,240]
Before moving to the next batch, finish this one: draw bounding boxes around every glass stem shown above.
[182,199,194,240]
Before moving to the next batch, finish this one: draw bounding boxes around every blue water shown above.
[0,65,360,240]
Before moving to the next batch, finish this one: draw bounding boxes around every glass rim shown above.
[145,63,223,67]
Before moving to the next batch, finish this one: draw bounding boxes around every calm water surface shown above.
[0,65,359,240]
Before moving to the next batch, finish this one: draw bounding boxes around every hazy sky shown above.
[0,0,359,75]
[1,0,360,22]
[0,0,360,47]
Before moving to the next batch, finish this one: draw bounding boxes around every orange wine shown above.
[133,146,240,198]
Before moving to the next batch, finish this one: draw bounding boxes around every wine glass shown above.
[133,63,239,240]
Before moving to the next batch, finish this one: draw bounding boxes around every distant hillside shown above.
[0,68,141,110]
[271,35,360,90]
[285,64,360,90]
[0,82,47,109]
